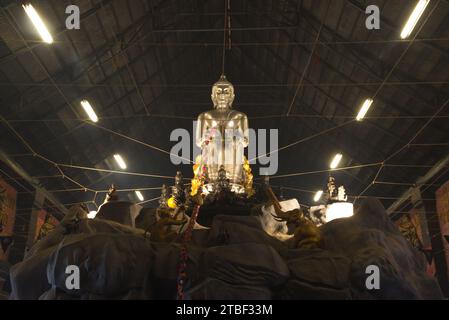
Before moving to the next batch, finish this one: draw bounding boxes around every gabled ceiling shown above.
[0,0,448,215]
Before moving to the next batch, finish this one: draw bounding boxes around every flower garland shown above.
[176,203,201,300]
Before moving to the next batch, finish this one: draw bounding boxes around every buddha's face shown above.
[212,84,235,109]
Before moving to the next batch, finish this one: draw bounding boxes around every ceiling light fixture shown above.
[330,153,343,169]
[87,211,97,219]
[400,0,430,39]
[80,100,98,122]
[114,154,127,169]
[22,4,54,44]
[135,191,144,201]
[356,98,373,121]
[314,190,323,202]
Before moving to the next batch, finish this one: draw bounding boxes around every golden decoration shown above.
[167,196,177,209]
[243,156,255,197]
[190,155,205,196]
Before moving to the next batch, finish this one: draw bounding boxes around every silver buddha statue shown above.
[196,75,249,193]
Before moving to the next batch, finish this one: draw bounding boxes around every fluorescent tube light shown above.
[400,0,430,39]
[22,4,54,44]
[114,154,127,169]
[135,191,144,201]
[356,98,373,121]
[314,190,323,202]
[81,100,98,122]
[330,153,343,169]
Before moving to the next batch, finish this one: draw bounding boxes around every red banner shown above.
[436,180,449,279]
[0,178,17,261]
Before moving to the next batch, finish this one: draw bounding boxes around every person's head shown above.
[211,75,235,110]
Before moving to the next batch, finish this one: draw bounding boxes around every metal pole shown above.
[387,153,449,215]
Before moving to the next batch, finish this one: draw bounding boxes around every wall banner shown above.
[436,180,449,279]
[0,178,17,261]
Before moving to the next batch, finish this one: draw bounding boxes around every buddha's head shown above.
[211,75,235,110]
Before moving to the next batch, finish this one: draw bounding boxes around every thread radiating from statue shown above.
[195,75,250,194]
